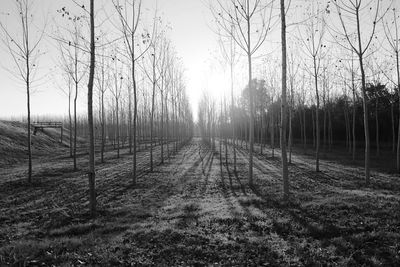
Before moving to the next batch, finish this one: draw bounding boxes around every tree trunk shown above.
[74,81,78,171]
[280,0,289,200]
[303,107,306,152]
[344,106,349,151]
[230,60,237,172]
[101,90,105,163]
[116,95,120,159]
[87,0,96,216]
[299,109,303,150]
[128,83,133,154]
[313,56,320,172]
[352,78,356,161]
[312,108,315,148]
[328,106,332,151]
[69,89,73,158]
[323,105,327,151]
[224,97,228,165]
[391,101,395,153]
[161,89,164,164]
[396,50,400,172]
[27,73,32,183]
[248,50,254,186]
[375,98,379,157]
[360,60,370,185]
[271,108,275,158]
[288,82,293,163]
[355,11,370,184]
[132,59,137,184]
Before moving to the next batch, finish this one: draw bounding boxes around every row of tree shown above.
[0,0,193,215]
[198,0,398,201]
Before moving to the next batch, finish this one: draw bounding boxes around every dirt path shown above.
[1,138,400,266]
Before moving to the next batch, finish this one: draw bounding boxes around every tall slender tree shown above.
[333,0,389,184]
[212,0,274,185]
[0,0,46,183]
[87,0,96,216]
[113,0,152,184]
[280,0,289,200]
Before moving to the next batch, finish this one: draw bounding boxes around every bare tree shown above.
[87,0,96,216]
[212,0,274,185]
[0,0,46,183]
[280,0,289,200]
[141,18,164,172]
[287,51,300,163]
[110,51,124,159]
[113,0,151,184]
[215,24,240,172]
[55,16,87,170]
[298,1,327,172]
[332,0,390,184]
[95,41,110,163]
[383,6,400,171]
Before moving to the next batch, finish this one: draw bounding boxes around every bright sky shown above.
[0,0,395,120]
[0,0,242,120]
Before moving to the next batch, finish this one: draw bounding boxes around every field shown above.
[1,121,400,266]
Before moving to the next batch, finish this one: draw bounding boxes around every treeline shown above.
[230,80,398,155]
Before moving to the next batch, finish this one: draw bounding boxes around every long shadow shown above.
[249,182,400,265]
[200,148,214,195]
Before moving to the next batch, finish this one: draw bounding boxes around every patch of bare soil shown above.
[1,138,399,266]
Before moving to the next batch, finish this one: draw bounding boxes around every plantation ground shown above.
[1,134,400,265]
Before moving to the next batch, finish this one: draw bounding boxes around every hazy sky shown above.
[0,0,236,119]
[0,0,396,120]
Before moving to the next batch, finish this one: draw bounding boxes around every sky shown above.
[0,0,241,120]
[0,0,396,120]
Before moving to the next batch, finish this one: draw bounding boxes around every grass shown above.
[1,124,400,265]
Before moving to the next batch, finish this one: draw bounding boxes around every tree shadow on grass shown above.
[248,183,400,265]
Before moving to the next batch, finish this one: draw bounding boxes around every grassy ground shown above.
[1,133,400,265]
[289,139,398,174]
[0,120,83,168]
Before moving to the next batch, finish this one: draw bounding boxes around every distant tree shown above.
[0,0,46,183]
[287,52,300,163]
[215,24,240,172]
[141,19,163,172]
[95,40,110,163]
[55,16,87,171]
[110,53,123,159]
[298,1,327,172]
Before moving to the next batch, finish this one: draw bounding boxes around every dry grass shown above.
[0,131,399,265]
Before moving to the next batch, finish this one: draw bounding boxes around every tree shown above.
[287,51,300,163]
[95,40,110,163]
[156,37,171,164]
[55,16,87,170]
[113,0,151,184]
[212,0,274,185]
[333,0,389,185]
[110,51,123,159]
[141,20,163,172]
[280,0,289,200]
[0,0,46,183]
[383,6,400,171]
[87,0,96,216]
[215,24,240,172]
[298,1,327,172]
